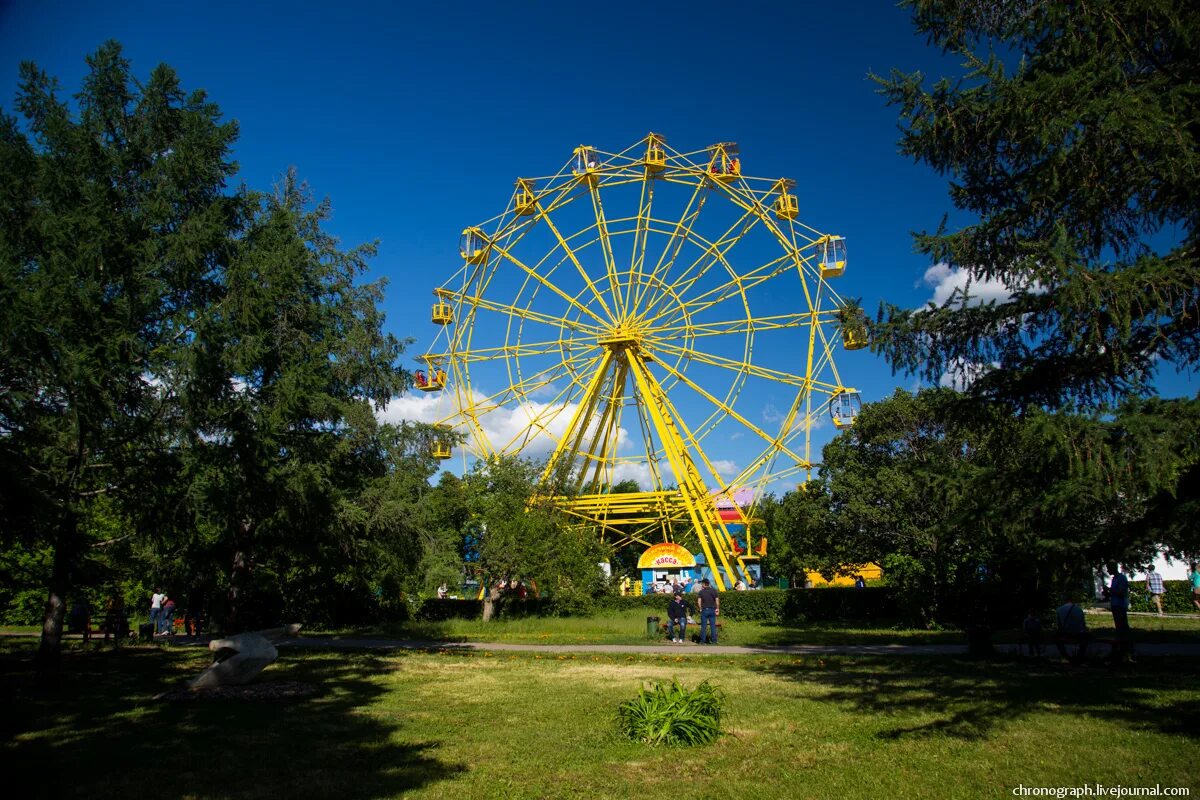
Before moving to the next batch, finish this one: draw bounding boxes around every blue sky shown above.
[3,0,1194,491]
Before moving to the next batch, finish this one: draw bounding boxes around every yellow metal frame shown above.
[422,134,862,590]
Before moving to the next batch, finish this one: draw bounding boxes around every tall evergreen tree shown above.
[872,0,1199,407]
[0,43,243,681]
[181,172,411,630]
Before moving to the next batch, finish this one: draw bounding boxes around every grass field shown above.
[2,640,1196,799]
[324,608,1200,647]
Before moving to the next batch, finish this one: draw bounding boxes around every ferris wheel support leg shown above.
[539,349,616,490]
[626,354,739,591]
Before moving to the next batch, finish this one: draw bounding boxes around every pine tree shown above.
[0,43,243,682]
[873,0,1200,407]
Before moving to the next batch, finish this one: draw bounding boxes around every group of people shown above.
[647,575,755,594]
[149,588,177,636]
[664,578,721,645]
[1023,561,1200,665]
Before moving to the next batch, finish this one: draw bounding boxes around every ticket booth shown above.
[638,543,698,594]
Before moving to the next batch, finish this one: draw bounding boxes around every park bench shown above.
[1016,632,1118,662]
[657,619,723,642]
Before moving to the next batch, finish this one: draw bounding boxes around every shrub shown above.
[616,679,725,746]
[594,587,900,623]
[1129,580,1195,614]
[416,597,551,621]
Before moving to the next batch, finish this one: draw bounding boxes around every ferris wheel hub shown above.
[597,323,646,351]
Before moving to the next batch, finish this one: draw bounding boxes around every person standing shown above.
[1190,562,1200,612]
[160,595,176,637]
[149,587,165,635]
[1145,565,1165,617]
[697,578,720,644]
[1106,562,1132,661]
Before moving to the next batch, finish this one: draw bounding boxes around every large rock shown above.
[189,624,301,690]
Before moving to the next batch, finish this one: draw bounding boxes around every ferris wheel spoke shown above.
[587,180,626,319]
[468,349,596,413]
[647,310,837,340]
[726,390,818,489]
[449,339,576,364]
[501,368,601,457]
[449,291,604,337]
[626,174,656,314]
[633,180,708,315]
[641,210,762,323]
[650,356,809,468]
[659,254,796,326]
[490,243,610,327]
[538,211,617,322]
[650,340,841,392]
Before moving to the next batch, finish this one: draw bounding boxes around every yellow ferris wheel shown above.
[421,134,866,589]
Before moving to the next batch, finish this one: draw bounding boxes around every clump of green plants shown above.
[615,678,725,746]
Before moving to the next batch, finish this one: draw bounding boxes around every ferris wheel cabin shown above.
[773,179,798,220]
[819,236,847,279]
[707,143,741,184]
[573,146,599,184]
[431,425,453,460]
[644,133,667,173]
[829,391,862,429]
[514,179,537,216]
[431,300,454,325]
[415,356,447,392]
[460,228,489,264]
[842,320,868,350]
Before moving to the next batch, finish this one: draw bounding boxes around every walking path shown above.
[6,633,1200,657]
[221,636,1200,658]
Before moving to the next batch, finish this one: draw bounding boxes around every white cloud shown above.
[761,403,784,424]
[922,263,1042,307]
[938,358,999,391]
[379,387,632,463]
[711,459,739,478]
[611,460,673,490]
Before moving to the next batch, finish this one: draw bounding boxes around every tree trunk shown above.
[35,511,78,689]
[481,585,502,622]
[226,519,253,633]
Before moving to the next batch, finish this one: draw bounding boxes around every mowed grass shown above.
[324,607,1200,647]
[2,640,1197,799]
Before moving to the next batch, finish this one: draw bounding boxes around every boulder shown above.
[189,624,301,690]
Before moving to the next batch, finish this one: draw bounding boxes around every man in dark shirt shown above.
[667,593,689,643]
[697,578,720,644]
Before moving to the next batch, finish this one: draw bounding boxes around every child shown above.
[1022,608,1043,656]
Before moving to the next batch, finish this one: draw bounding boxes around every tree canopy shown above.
[872,0,1199,407]
[0,43,425,679]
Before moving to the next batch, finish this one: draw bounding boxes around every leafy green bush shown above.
[594,587,899,623]
[416,597,552,621]
[616,679,725,746]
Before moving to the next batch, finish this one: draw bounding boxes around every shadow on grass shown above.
[754,655,1200,743]
[0,640,465,799]
[743,621,965,647]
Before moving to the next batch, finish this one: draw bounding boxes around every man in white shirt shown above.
[150,588,165,634]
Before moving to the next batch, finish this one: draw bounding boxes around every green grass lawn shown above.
[2,640,1196,799]
[314,607,1200,647]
